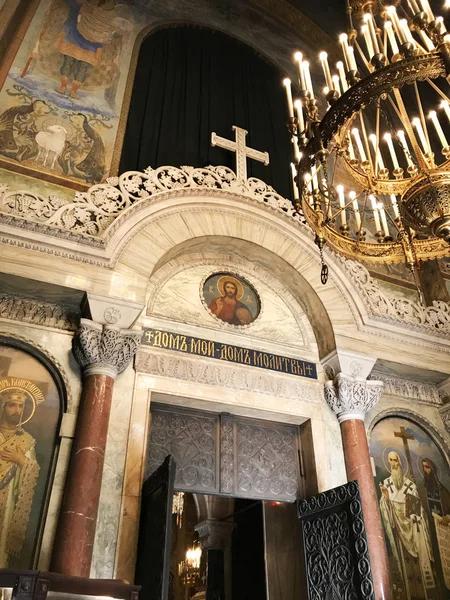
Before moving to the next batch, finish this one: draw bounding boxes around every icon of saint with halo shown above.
[208,275,253,326]
[0,378,43,567]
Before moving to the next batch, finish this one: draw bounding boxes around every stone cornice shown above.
[135,346,322,403]
[0,294,77,331]
[370,371,442,405]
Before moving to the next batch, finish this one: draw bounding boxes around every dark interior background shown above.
[120,26,293,199]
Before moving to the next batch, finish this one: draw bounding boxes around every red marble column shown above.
[340,418,392,600]
[325,373,392,600]
[51,319,141,578]
[51,373,114,577]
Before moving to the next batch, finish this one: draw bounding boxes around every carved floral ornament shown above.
[0,166,304,239]
[324,373,384,422]
[0,164,450,342]
[72,318,142,378]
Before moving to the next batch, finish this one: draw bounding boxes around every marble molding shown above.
[370,371,442,405]
[438,403,450,433]
[83,292,144,329]
[0,294,77,330]
[134,347,322,403]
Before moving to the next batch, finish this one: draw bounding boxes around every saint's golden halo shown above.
[0,377,45,425]
[217,275,244,301]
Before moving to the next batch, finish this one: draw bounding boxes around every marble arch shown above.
[108,193,368,359]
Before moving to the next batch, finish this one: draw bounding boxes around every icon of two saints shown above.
[0,379,43,568]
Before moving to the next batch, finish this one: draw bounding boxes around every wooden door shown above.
[135,455,176,600]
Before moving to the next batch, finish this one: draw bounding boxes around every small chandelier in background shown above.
[178,545,203,586]
[284,0,450,291]
[172,491,185,528]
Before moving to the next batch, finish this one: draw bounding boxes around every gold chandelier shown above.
[284,0,450,285]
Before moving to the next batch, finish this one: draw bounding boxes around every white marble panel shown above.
[90,364,137,579]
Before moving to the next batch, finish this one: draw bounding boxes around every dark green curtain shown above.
[120,26,293,199]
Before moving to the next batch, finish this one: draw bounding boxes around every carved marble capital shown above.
[324,373,384,423]
[439,403,450,433]
[195,519,235,550]
[72,318,142,379]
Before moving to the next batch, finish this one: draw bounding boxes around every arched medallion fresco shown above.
[202,272,260,326]
[370,416,450,599]
[0,340,63,569]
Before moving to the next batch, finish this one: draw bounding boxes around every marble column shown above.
[195,519,234,600]
[324,371,391,600]
[51,319,142,578]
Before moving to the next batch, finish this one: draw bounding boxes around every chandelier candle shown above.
[378,203,390,238]
[364,13,380,55]
[384,133,400,171]
[283,79,294,118]
[319,52,333,90]
[294,52,307,91]
[429,111,449,151]
[336,61,348,92]
[294,99,305,133]
[302,61,314,98]
[337,185,347,226]
[412,117,431,154]
[441,101,450,124]
[384,21,400,57]
[397,130,415,169]
[419,30,435,51]
[370,195,382,232]
[370,134,385,172]
[351,192,362,230]
[332,75,341,95]
[390,194,400,219]
[386,7,407,44]
[352,129,367,162]
[362,25,375,59]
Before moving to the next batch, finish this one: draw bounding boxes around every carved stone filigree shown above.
[439,403,450,433]
[195,519,235,550]
[0,294,77,330]
[370,371,441,405]
[0,165,305,239]
[339,257,450,337]
[135,348,322,402]
[324,373,384,422]
[72,318,142,378]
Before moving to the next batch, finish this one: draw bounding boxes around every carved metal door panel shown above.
[297,481,375,600]
[147,404,300,502]
[135,455,176,600]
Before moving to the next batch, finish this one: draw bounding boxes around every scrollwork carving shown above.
[0,294,77,330]
[297,481,375,600]
[324,373,383,422]
[0,165,305,239]
[339,256,450,337]
[72,318,142,378]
